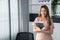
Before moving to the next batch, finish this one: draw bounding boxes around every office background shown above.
[0,0,60,40]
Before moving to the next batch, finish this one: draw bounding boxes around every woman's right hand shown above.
[33,26,42,32]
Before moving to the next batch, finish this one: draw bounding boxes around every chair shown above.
[16,32,34,40]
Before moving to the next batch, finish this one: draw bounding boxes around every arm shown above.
[32,17,42,32]
[41,19,54,34]
[33,25,42,32]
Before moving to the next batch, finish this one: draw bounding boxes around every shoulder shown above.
[35,17,41,21]
[35,17,39,20]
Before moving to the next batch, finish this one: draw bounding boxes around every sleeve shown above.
[32,17,38,27]
[50,19,54,29]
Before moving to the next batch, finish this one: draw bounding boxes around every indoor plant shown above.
[51,0,58,16]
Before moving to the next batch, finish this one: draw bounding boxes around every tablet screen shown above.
[36,23,44,29]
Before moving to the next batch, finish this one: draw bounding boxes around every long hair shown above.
[38,5,51,26]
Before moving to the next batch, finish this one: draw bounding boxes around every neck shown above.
[41,16,45,19]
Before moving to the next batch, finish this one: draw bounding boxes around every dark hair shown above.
[38,5,51,26]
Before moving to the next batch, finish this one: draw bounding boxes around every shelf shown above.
[29,0,51,6]
[38,0,50,2]
[29,3,51,6]
[52,16,60,23]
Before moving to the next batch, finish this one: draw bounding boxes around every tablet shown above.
[36,23,44,29]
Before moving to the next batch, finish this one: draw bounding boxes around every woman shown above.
[32,5,54,40]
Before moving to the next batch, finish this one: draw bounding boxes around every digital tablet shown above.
[36,23,44,29]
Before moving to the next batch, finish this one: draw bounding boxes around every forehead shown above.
[41,8,46,10]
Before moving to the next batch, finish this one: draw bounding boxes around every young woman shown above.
[32,5,54,40]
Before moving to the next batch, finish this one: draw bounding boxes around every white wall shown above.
[52,23,60,40]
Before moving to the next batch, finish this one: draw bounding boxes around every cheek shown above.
[41,12,47,16]
[41,11,45,15]
[41,12,44,15]
[44,12,47,15]
[41,11,44,14]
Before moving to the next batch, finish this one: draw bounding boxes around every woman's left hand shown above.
[42,27,48,31]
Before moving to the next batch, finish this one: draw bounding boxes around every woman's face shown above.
[40,8,47,17]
